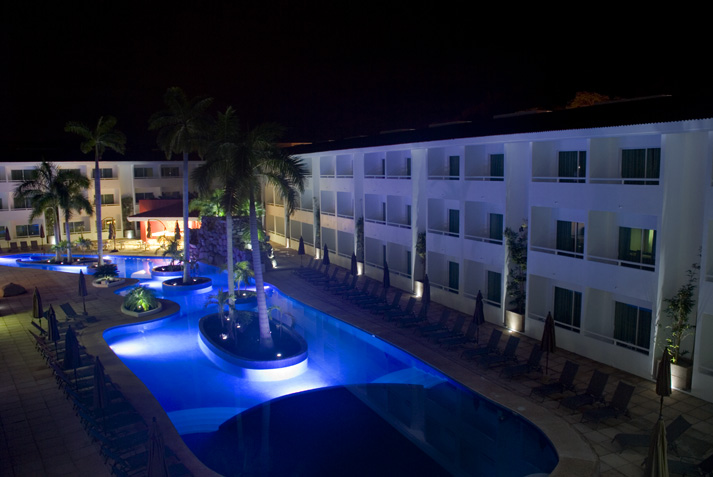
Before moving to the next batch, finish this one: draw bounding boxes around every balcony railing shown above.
[531,245,583,259]
[588,254,655,271]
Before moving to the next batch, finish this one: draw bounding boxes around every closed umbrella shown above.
[656,347,672,417]
[644,416,669,477]
[351,252,357,276]
[4,227,10,242]
[383,260,390,290]
[40,225,45,251]
[108,222,118,252]
[78,270,88,315]
[146,221,152,239]
[32,287,44,324]
[541,312,557,375]
[472,289,484,342]
[47,305,60,353]
[322,243,330,265]
[148,417,170,477]
[297,236,305,267]
[422,274,431,309]
[174,221,181,242]
[63,326,82,384]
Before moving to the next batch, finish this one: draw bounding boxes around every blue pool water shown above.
[3,254,558,476]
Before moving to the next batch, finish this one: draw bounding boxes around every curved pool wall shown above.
[103,285,558,476]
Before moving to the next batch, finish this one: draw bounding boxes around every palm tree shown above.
[57,171,93,262]
[13,161,64,261]
[149,87,213,284]
[192,106,245,322]
[241,123,308,350]
[65,116,126,266]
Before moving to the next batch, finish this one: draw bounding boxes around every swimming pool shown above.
[4,254,558,475]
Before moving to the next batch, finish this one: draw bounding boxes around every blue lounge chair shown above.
[384,297,416,322]
[530,360,579,401]
[416,309,450,336]
[438,320,478,348]
[478,335,520,368]
[580,381,635,426]
[461,329,502,360]
[501,346,543,378]
[369,290,402,314]
[396,304,429,328]
[559,369,609,412]
[428,314,465,342]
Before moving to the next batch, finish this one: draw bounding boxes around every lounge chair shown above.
[580,381,635,426]
[461,329,502,360]
[324,271,350,290]
[330,275,358,295]
[294,257,314,273]
[559,369,609,412]
[384,297,416,322]
[342,277,370,299]
[613,414,691,455]
[501,346,543,378]
[30,240,40,251]
[438,320,478,348]
[416,309,450,336]
[20,241,29,251]
[667,452,713,477]
[428,314,466,342]
[356,286,387,307]
[477,335,520,368]
[9,242,19,252]
[307,265,336,285]
[396,304,429,328]
[530,360,579,401]
[369,290,403,314]
[60,302,98,323]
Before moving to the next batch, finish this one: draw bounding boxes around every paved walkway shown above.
[1,245,712,476]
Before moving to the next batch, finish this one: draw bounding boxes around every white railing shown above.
[364,218,386,225]
[465,175,504,181]
[589,177,659,185]
[431,281,459,294]
[428,227,459,238]
[582,329,649,355]
[531,245,583,259]
[428,174,459,180]
[364,173,386,179]
[387,221,411,230]
[464,233,503,245]
[588,254,655,271]
[532,176,586,183]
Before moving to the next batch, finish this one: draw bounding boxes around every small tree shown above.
[416,231,426,279]
[123,286,159,312]
[662,261,700,364]
[94,263,119,280]
[355,217,365,262]
[157,237,183,268]
[234,260,254,295]
[504,221,528,314]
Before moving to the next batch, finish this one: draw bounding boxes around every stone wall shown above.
[192,216,251,268]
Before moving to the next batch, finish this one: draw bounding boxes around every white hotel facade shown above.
[2,95,712,401]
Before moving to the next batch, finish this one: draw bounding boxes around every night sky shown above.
[2,3,709,156]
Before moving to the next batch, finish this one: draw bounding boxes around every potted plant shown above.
[121,285,162,317]
[504,221,527,332]
[92,263,125,287]
[234,260,257,303]
[205,288,233,335]
[660,260,700,390]
[74,237,92,253]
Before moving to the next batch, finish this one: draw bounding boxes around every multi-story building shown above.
[268,95,713,402]
[2,95,712,402]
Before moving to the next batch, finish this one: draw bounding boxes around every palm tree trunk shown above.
[226,209,235,322]
[53,211,62,262]
[250,191,273,350]
[65,221,73,262]
[182,152,190,284]
[95,147,103,266]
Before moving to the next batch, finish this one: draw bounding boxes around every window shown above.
[13,197,33,209]
[15,224,40,237]
[64,169,82,177]
[67,221,85,234]
[487,271,501,306]
[553,287,581,332]
[92,168,113,179]
[556,221,584,257]
[161,166,180,178]
[134,167,153,178]
[489,213,503,242]
[101,194,115,205]
[449,155,460,179]
[448,261,459,292]
[490,154,504,181]
[102,218,116,231]
[0,198,3,210]
[10,169,35,181]
[558,151,586,182]
[618,227,656,269]
[406,205,412,226]
[448,209,460,235]
[406,251,412,276]
[622,148,660,185]
[135,192,155,202]
[614,301,652,353]
[405,157,412,177]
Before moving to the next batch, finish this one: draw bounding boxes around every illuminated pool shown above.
[2,254,558,475]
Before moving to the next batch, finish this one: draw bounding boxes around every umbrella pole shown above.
[546,351,550,375]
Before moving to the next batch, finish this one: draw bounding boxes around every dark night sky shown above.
[2,3,709,156]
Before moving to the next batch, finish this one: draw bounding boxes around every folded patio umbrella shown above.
[4,227,10,241]
[472,289,484,342]
[32,287,44,323]
[323,243,330,265]
[541,312,556,375]
[47,305,60,352]
[351,252,358,276]
[148,417,170,477]
[93,357,108,423]
[174,221,181,242]
[78,270,88,315]
[422,274,431,309]
[298,236,305,266]
[63,326,82,383]
[656,347,672,417]
[644,416,668,477]
[383,261,390,290]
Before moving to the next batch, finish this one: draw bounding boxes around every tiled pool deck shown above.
[1,244,712,476]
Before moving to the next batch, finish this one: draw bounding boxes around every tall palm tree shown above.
[149,87,213,284]
[193,106,245,324]
[14,161,64,261]
[64,116,126,266]
[242,123,308,350]
[57,171,93,262]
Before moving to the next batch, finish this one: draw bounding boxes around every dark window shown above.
[101,194,115,205]
[10,169,36,181]
[448,209,460,235]
[618,227,656,269]
[558,151,586,182]
[487,271,501,306]
[448,261,459,292]
[553,287,581,332]
[622,148,660,185]
[489,214,503,242]
[161,167,180,178]
[449,155,460,179]
[490,154,504,181]
[614,301,652,353]
[134,167,153,178]
[556,221,584,257]
[15,224,40,237]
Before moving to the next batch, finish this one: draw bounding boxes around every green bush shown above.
[123,286,159,312]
